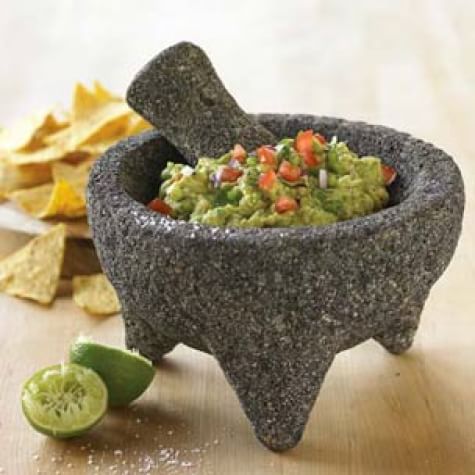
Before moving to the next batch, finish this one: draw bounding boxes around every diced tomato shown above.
[148,198,172,215]
[232,144,247,163]
[278,160,301,182]
[302,151,320,168]
[220,166,243,182]
[294,130,315,155]
[257,146,277,167]
[314,133,327,145]
[275,196,298,213]
[258,169,277,190]
[295,130,320,168]
[382,164,397,185]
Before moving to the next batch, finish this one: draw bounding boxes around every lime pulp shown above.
[21,363,108,438]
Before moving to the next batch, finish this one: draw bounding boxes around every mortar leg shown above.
[208,334,336,451]
[123,312,177,363]
[374,298,425,355]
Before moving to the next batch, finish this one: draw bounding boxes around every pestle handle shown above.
[126,42,276,164]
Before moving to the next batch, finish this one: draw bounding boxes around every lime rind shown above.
[75,335,153,367]
[21,363,108,438]
[69,338,155,407]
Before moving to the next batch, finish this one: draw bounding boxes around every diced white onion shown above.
[181,165,194,176]
[228,158,241,169]
[319,169,328,189]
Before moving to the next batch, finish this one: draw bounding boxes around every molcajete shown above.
[87,114,464,451]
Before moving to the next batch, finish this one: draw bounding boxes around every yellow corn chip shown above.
[45,101,131,150]
[72,83,103,121]
[52,160,92,186]
[72,81,122,120]
[80,112,151,156]
[83,110,130,144]
[0,110,66,152]
[72,273,121,316]
[127,114,152,136]
[25,113,69,152]
[8,179,86,219]
[93,81,121,103]
[40,179,86,218]
[0,158,52,199]
[8,183,54,216]
[80,138,120,156]
[7,143,69,165]
[0,224,66,304]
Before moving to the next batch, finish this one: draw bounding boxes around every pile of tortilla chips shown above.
[0,224,121,315]
[0,82,147,315]
[0,81,150,217]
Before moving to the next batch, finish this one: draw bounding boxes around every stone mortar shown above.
[87,114,464,451]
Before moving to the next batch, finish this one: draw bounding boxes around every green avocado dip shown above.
[147,130,397,228]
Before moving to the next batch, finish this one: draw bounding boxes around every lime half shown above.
[21,363,108,438]
[70,337,155,407]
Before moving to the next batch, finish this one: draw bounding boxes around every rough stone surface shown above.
[88,114,465,451]
[126,42,276,165]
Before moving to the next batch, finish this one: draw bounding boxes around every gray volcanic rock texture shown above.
[88,114,464,451]
[126,42,276,165]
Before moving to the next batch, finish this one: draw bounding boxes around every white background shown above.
[1,0,473,138]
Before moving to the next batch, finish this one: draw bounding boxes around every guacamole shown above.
[148,130,397,228]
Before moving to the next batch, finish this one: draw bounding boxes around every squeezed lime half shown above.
[69,337,155,407]
[21,363,108,438]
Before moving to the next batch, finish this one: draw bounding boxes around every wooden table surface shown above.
[1,1,474,474]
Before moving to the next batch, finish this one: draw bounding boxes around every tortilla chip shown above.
[72,273,121,316]
[93,81,121,103]
[80,113,151,156]
[80,138,119,156]
[0,110,67,152]
[57,150,92,165]
[52,159,92,186]
[0,158,52,198]
[8,179,86,219]
[127,114,152,136]
[45,101,130,150]
[7,143,69,165]
[72,83,103,121]
[25,113,69,152]
[0,224,66,304]
[40,179,86,218]
[83,110,130,144]
[8,183,54,216]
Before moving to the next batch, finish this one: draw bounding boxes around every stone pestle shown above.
[126,41,276,165]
